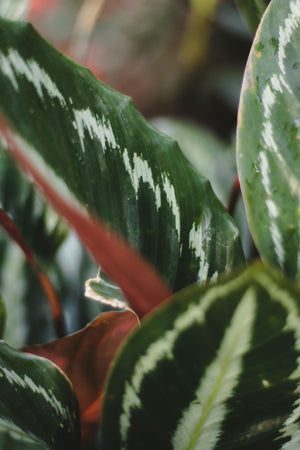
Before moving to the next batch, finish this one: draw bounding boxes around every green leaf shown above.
[100,263,300,449]
[0,147,68,263]
[152,117,236,206]
[0,18,244,302]
[235,0,270,35]
[23,310,138,448]
[0,341,80,449]
[85,269,128,310]
[237,0,300,280]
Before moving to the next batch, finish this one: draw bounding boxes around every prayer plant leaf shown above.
[23,310,138,449]
[0,341,80,450]
[235,0,270,35]
[0,18,244,317]
[237,0,300,280]
[100,263,300,449]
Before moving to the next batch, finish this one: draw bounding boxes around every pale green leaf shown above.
[237,0,300,279]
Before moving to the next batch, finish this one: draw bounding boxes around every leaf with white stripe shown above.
[100,263,300,449]
[0,341,80,449]
[0,18,244,316]
[237,0,300,280]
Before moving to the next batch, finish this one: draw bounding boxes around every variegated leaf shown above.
[0,341,80,449]
[100,263,300,449]
[23,310,138,448]
[0,18,244,311]
[237,0,300,280]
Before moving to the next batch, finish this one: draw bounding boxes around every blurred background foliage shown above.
[0,0,257,347]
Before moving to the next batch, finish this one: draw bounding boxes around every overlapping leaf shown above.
[23,310,138,448]
[0,18,244,316]
[0,147,68,263]
[100,263,300,449]
[0,341,80,449]
[237,0,300,280]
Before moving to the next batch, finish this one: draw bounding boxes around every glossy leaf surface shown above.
[100,263,300,449]
[0,341,80,449]
[24,310,138,448]
[0,19,244,311]
[237,0,300,280]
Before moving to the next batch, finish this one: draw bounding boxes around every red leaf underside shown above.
[23,310,138,448]
[0,115,172,318]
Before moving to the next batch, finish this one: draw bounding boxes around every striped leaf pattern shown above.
[0,342,80,449]
[0,18,244,297]
[100,263,300,449]
[237,0,300,280]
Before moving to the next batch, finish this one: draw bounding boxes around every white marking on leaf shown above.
[84,274,128,310]
[255,272,300,448]
[278,0,300,74]
[5,130,89,219]
[258,151,284,267]
[189,213,212,281]
[73,108,118,152]
[123,149,161,210]
[119,275,251,447]
[0,365,72,422]
[24,374,70,421]
[163,174,180,238]
[0,52,18,89]
[1,367,26,387]
[262,85,275,118]
[0,49,66,107]
[172,288,256,450]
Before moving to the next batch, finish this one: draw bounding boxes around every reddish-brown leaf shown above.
[23,310,138,448]
[0,208,65,336]
[0,116,172,318]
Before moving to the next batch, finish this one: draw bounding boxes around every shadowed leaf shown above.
[23,310,138,448]
[100,263,300,449]
[0,341,80,450]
